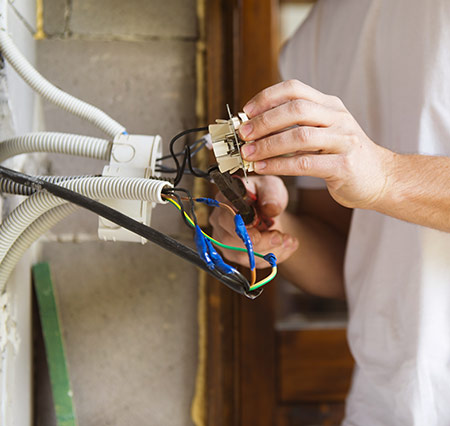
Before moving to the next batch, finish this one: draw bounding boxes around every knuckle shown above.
[257,112,272,131]
[346,134,359,147]
[290,99,307,117]
[329,95,345,108]
[264,159,280,173]
[263,135,278,155]
[296,155,312,172]
[248,229,261,245]
[339,153,353,175]
[295,125,311,143]
[285,79,302,93]
[258,88,270,104]
[340,111,354,126]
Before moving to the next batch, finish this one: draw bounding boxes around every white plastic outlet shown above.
[209,112,254,175]
[98,133,163,244]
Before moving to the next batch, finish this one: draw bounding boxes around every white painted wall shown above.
[0,1,38,424]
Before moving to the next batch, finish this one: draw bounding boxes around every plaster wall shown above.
[0,1,39,425]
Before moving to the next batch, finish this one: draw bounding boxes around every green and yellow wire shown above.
[163,195,277,291]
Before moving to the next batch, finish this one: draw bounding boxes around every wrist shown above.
[370,148,402,214]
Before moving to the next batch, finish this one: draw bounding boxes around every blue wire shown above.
[234,214,256,270]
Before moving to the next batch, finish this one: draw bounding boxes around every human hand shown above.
[239,80,395,210]
[209,175,298,268]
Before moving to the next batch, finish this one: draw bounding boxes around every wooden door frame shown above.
[205,1,280,425]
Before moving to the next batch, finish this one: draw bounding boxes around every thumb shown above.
[250,176,289,218]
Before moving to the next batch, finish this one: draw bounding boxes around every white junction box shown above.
[98,133,162,244]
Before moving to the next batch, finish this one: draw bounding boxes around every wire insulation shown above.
[0,166,259,298]
[162,195,277,291]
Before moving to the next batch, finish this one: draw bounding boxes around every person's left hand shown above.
[238,79,396,210]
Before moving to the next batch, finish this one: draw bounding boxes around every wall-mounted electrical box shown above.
[99,133,162,244]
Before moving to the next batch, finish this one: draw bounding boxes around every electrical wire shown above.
[0,165,260,299]
[156,135,211,180]
[163,187,198,227]
[169,126,208,186]
[186,145,209,179]
[162,195,277,291]
[157,137,207,162]
[174,193,257,285]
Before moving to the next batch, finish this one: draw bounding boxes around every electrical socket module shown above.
[98,133,164,244]
[209,110,254,176]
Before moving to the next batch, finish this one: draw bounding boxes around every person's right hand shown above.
[209,175,299,268]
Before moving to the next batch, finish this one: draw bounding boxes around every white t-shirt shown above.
[280,1,450,425]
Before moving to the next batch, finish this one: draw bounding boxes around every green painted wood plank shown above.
[33,262,77,426]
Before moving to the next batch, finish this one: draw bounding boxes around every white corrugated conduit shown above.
[0,30,126,138]
[0,132,112,162]
[0,204,78,289]
[0,176,172,292]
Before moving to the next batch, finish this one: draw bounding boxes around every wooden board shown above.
[278,329,354,402]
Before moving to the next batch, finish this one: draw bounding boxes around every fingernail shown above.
[261,200,280,217]
[243,102,255,116]
[261,199,278,207]
[271,234,282,246]
[255,161,266,172]
[239,122,253,139]
[241,143,255,159]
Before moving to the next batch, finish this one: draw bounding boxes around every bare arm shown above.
[375,154,450,232]
[278,189,351,299]
[209,177,351,299]
[239,80,450,232]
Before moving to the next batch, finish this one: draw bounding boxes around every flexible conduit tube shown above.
[0,176,172,282]
[0,132,112,163]
[0,31,126,138]
[0,175,97,196]
[0,204,78,290]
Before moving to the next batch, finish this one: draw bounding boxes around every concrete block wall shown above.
[35,1,200,425]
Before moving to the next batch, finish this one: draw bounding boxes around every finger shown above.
[243,80,330,117]
[251,176,288,217]
[254,153,342,179]
[210,206,262,245]
[242,126,349,162]
[209,207,235,237]
[254,230,297,252]
[252,232,299,267]
[239,99,337,142]
[216,230,298,268]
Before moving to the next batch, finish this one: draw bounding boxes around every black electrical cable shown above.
[169,126,208,186]
[165,190,192,228]
[157,137,207,162]
[0,165,261,298]
[186,145,209,179]
[175,149,189,186]
[155,164,212,181]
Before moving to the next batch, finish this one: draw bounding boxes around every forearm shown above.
[375,153,450,232]
[277,211,347,299]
